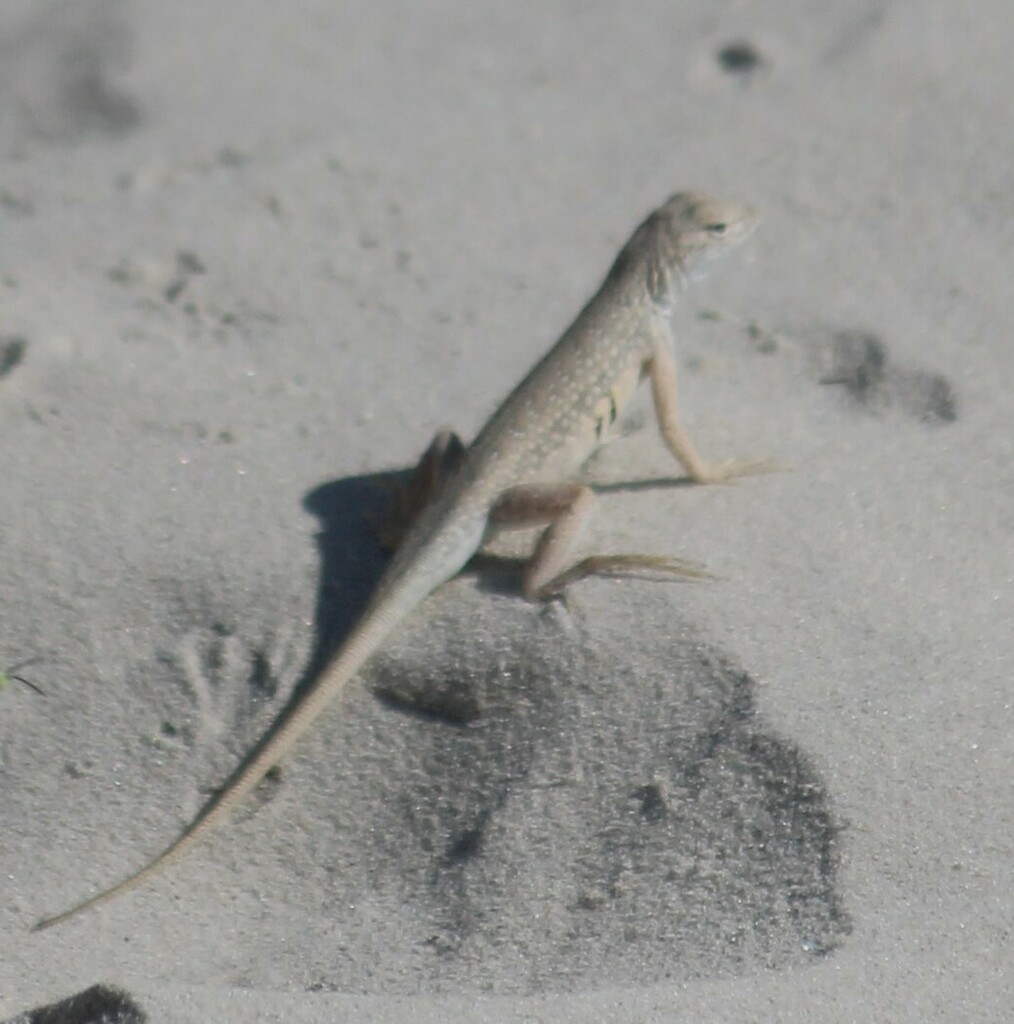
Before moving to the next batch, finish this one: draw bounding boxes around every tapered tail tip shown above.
[32,897,99,932]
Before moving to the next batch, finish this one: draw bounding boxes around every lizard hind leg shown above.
[490,482,710,601]
[376,429,467,550]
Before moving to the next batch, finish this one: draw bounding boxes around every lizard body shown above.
[35,192,760,930]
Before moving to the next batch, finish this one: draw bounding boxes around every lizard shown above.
[34,191,763,931]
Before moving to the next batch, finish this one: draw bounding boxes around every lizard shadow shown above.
[297,464,520,670]
[300,470,402,680]
[589,475,701,495]
[299,468,527,729]
[299,467,532,673]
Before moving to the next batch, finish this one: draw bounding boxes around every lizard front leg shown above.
[647,324,777,484]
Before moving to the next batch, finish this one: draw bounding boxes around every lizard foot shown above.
[534,552,712,600]
[693,457,790,485]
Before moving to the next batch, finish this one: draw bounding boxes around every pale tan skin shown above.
[35,192,762,931]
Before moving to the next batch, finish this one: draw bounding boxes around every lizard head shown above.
[613,192,760,307]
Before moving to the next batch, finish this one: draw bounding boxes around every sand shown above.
[2,1,1012,1020]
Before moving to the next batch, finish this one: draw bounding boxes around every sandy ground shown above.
[2,1,1012,1021]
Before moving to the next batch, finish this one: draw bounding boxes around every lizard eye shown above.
[704,222,728,234]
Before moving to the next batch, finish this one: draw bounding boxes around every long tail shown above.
[33,588,417,931]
